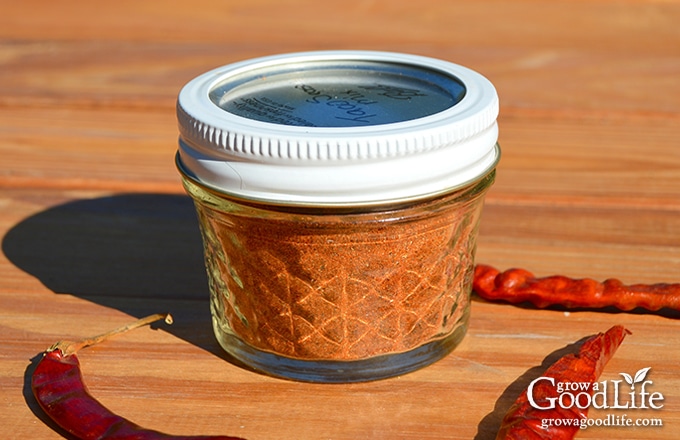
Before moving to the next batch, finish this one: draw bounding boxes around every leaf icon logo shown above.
[620,372,633,387]
[620,367,652,389]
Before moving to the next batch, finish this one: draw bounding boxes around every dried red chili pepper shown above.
[474,264,680,312]
[497,325,630,439]
[31,313,245,440]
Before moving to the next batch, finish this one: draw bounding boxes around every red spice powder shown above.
[189,174,491,361]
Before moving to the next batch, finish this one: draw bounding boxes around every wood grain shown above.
[2,1,679,439]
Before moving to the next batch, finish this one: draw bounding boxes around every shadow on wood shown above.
[2,193,222,355]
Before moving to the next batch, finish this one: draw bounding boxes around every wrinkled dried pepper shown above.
[497,325,630,439]
[474,264,680,312]
[31,313,245,440]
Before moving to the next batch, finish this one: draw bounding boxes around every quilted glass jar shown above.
[176,51,500,382]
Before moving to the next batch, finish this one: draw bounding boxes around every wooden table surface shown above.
[2,1,679,439]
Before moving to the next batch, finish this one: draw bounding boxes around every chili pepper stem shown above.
[48,313,173,356]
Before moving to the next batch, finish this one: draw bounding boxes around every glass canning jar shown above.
[176,51,500,382]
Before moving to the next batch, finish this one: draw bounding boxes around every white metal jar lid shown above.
[176,50,500,206]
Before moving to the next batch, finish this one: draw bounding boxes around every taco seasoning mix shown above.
[176,51,500,382]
